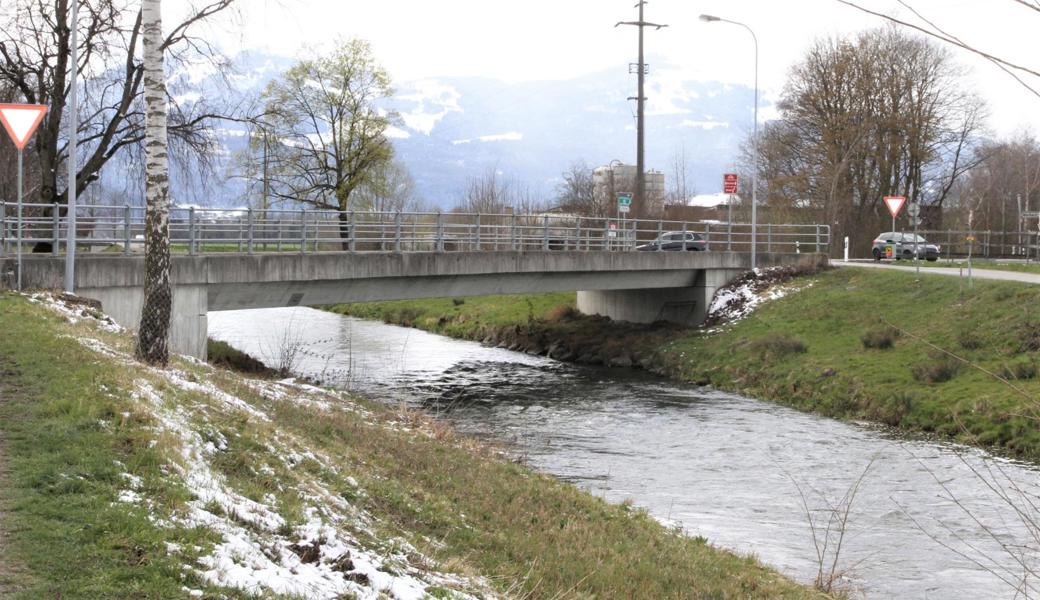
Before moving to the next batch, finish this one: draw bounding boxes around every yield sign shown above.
[883,196,906,218]
[0,104,48,150]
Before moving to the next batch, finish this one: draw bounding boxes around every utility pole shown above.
[617,2,666,215]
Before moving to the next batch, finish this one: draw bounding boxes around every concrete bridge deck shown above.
[4,251,827,358]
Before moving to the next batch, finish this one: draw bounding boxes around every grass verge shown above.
[0,293,824,599]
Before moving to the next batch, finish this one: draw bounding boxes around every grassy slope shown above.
[333,269,1040,460]
[0,294,229,599]
[0,293,821,599]
[663,268,1040,456]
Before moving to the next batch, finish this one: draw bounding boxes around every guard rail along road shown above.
[1,203,830,359]
[0,203,830,255]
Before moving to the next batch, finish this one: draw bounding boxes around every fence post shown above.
[576,217,582,251]
[247,208,255,254]
[704,222,711,251]
[767,223,773,253]
[511,213,518,251]
[815,225,821,253]
[300,209,307,254]
[436,211,444,252]
[655,220,663,251]
[474,213,481,251]
[52,203,60,256]
[0,201,5,257]
[542,215,549,250]
[188,206,196,255]
[349,210,356,253]
[123,205,131,255]
[394,211,402,253]
[682,221,688,251]
[727,219,732,251]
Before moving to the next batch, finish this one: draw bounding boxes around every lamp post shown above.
[65,0,79,293]
[700,14,758,269]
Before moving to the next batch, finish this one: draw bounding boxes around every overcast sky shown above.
[192,0,1039,137]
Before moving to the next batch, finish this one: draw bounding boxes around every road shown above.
[836,260,1040,284]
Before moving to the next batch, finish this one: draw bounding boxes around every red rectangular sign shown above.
[723,173,738,194]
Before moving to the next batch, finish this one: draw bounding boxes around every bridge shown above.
[1,205,830,358]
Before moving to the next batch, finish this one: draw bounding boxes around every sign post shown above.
[883,196,906,260]
[617,192,632,249]
[723,173,738,249]
[907,201,921,276]
[0,104,49,291]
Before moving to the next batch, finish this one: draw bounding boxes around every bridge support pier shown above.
[79,284,208,360]
[576,268,744,326]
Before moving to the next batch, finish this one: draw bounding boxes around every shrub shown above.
[870,392,915,426]
[1001,359,1037,381]
[1019,322,1040,352]
[452,298,466,306]
[546,304,579,322]
[957,329,983,350]
[861,326,899,350]
[911,357,961,383]
[749,334,807,358]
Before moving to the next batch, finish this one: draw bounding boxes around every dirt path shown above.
[0,357,23,595]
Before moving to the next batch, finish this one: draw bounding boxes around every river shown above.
[209,306,1040,599]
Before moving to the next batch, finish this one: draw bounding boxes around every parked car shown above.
[871,232,940,261]
[636,231,708,251]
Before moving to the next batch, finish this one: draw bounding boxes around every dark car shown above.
[636,231,708,251]
[871,232,940,261]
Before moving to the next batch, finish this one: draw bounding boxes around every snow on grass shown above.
[29,292,492,599]
[130,375,488,600]
[704,267,815,330]
[28,292,124,333]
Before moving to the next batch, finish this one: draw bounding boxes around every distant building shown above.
[592,163,665,218]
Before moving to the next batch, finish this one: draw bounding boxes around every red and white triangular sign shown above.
[0,104,48,150]
[883,196,906,218]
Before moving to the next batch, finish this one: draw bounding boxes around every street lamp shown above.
[700,13,759,270]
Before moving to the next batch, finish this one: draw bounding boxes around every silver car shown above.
[871,232,940,261]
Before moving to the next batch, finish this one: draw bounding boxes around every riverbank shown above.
[0,292,822,599]
[330,266,1040,460]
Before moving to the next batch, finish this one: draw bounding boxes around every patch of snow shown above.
[705,267,815,328]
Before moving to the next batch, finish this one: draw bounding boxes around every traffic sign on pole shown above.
[0,104,48,150]
[0,104,48,293]
[617,192,632,206]
[884,196,906,218]
[723,173,738,195]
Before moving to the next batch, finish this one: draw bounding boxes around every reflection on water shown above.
[210,307,1040,599]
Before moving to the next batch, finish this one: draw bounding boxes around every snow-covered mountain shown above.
[166,51,759,209]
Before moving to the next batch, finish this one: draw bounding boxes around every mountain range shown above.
[162,51,761,210]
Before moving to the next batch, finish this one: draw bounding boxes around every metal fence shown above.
[916,230,1040,260]
[0,202,831,256]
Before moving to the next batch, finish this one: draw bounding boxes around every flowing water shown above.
[210,307,1040,599]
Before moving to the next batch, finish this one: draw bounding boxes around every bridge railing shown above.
[0,202,830,256]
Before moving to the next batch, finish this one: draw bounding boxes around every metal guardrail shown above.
[915,229,1040,260]
[0,202,831,256]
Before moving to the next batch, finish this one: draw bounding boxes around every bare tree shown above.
[750,27,986,255]
[460,167,512,214]
[835,0,1040,100]
[0,0,236,212]
[555,160,598,215]
[260,38,396,248]
[353,159,421,213]
[666,144,693,206]
[135,0,170,365]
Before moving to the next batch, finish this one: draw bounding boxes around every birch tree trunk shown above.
[136,0,172,366]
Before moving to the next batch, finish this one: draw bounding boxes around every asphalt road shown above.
[836,260,1040,285]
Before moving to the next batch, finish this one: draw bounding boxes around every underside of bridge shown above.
[4,251,827,359]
